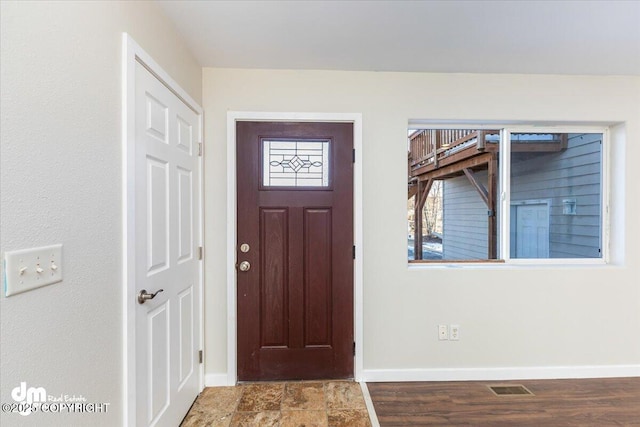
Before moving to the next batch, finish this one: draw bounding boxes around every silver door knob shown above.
[238,261,251,272]
[138,288,164,304]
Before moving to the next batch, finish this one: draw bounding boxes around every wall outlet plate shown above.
[438,324,448,340]
[450,324,460,341]
[4,244,63,296]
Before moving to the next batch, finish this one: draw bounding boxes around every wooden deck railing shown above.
[408,129,492,175]
[408,130,568,178]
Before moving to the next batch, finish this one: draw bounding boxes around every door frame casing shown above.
[122,33,204,426]
[226,112,363,385]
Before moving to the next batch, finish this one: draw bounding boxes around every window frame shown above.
[407,123,610,266]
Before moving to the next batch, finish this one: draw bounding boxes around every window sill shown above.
[408,258,609,269]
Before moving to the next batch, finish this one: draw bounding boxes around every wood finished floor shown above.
[367,378,640,426]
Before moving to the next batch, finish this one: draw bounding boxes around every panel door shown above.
[515,203,550,258]
[134,61,201,427]
[237,121,354,381]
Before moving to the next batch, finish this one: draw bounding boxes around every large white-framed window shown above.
[407,124,609,265]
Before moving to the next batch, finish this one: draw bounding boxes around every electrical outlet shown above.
[438,324,448,340]
[450,324,460,341]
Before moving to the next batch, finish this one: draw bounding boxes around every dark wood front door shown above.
[236,121,354,381]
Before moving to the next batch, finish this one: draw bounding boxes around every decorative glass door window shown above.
[262,140,330,187]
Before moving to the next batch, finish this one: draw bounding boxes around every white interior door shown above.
[134,61,201,427]
[515,203,550,258]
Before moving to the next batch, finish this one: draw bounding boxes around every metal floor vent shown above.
[488,385,534,396]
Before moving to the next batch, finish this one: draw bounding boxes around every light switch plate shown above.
[4,244,63,296]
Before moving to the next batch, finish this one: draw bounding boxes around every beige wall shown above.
[203,68,640,378]
[0,1,201,425]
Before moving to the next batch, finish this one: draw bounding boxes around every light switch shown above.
[4,244,63,297]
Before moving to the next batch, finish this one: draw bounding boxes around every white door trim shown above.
[122,33,204,426]
[226,112,364,385]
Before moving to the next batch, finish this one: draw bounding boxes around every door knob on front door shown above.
[238,261,251,272]
[138,288,164,304]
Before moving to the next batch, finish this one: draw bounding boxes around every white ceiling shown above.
[157,0,640,75]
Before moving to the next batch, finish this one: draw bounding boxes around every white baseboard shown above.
[204,373,231,387]
[205,365,640,386]
[363,365,640,382]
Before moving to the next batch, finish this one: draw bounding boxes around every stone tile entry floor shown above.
[180,380,373,427]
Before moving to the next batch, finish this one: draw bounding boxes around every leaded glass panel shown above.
[262,140,330,187]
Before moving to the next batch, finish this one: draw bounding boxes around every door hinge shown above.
[353,342,356,356]
[198,142,203,157]
[352,245,356,259]
[199,350,203,364]
[352,149,356,163]
[198,246,204,260]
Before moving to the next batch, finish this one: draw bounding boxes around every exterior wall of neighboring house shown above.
[510,133,602,258]
[442,171,489,259]
[442,133,602,260]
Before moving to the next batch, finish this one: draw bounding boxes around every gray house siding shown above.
[442,133,601,260]
[510,133,602,258]
[442,171,489,260]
